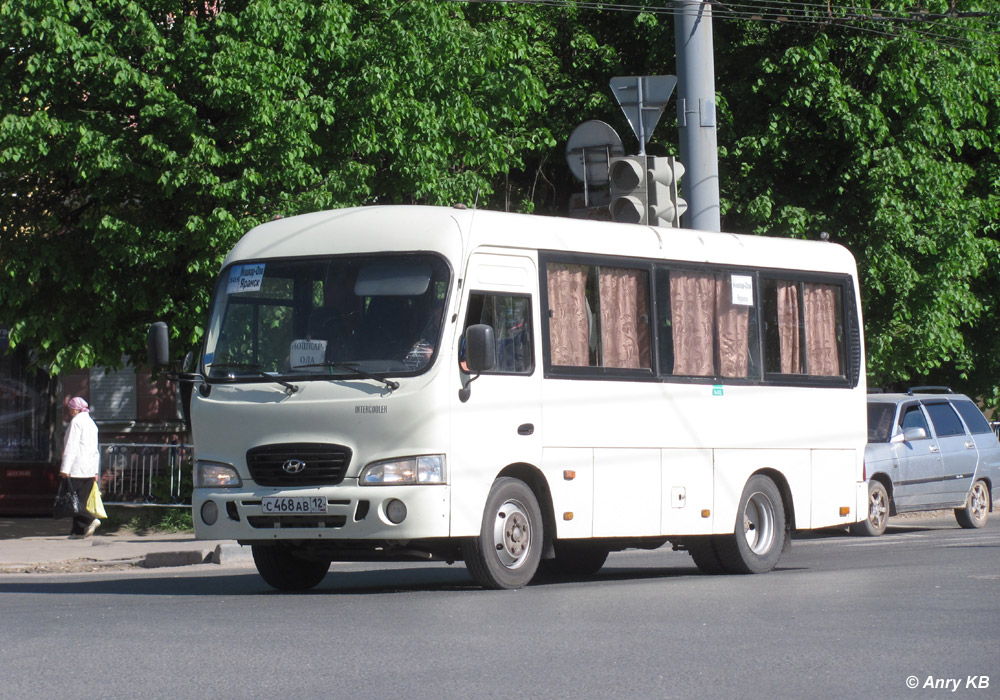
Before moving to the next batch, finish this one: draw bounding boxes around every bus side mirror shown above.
[464,324,496,374]
[147,322,171,369]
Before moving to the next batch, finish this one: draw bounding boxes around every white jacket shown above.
[60,412,100,478]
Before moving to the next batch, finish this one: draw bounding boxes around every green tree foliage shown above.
[3,0,1000,405]
[714,1,1000,399]
[1,0,553,372]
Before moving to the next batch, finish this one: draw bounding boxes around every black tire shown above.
[851,480,889,537]
[252,544,330,591]
[685,536,729,575]
[955,479,990,529]
[540,540,609,577]
[715,474,787,574]
[461,477,543,590]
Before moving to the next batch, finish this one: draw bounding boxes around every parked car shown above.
[855,388,999,536]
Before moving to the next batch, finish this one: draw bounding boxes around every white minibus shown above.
[148,205,868,590]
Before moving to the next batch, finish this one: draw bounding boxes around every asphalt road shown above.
[2,513,997,700]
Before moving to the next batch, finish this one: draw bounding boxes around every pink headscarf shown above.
[68,397,90,412]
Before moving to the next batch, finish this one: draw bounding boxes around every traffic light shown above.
[608,155,687,227]
[647,156,687,228]
[608,156,648,224]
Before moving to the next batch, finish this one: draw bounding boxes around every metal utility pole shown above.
[674,0,721,232]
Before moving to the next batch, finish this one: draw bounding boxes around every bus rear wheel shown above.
[685,536,729,575]
[252,544,330,591]
[462,477,543,590]
[716,475,786,574]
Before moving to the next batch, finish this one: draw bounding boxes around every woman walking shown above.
[60,397,101,538]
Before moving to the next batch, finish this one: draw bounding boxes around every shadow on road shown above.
[0,559,735,596]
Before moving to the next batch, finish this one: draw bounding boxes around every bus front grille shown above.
[246,443,352,486]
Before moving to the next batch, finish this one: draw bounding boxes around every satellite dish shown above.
[566,120,624,184]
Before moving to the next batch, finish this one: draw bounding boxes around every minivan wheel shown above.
[955,479,989,529]
[851,481,889,537]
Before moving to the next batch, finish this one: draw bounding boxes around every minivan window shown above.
[867,403,895,443]
[923,402,966,437]
[900,405,930,437]
[952,400,994,435]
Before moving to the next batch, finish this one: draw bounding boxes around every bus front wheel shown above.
[462,477,543,590]
[716,474,787,574]
[252,544,330,591]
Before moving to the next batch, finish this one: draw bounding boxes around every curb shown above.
[141,542,253,569]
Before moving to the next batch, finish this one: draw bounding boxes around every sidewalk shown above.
[0,517,252,574]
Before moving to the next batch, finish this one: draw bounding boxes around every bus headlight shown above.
[195,461,242,488]
[360,455,446,485]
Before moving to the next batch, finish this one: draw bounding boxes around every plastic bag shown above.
[53,481,79,520]
[86,481,108,519]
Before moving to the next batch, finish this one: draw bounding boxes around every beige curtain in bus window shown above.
[715,277,749,378]
[803,283,840,376]
[670,271,715,376]
[599,268,650,369]
[777,281,803,374]
[547,263,590,366]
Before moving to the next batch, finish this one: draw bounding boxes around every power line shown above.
[453,0,1000,51]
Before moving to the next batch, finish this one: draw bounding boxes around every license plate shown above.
[261,496,327,514]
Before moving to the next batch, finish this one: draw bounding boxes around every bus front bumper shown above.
[192,483,451,542]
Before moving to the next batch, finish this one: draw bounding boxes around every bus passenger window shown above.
[763,279,843,377]
[545,262,651,371]
[463,293,533,374]
[657,267,758,379]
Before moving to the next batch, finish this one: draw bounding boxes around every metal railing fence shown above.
[99,442,193,506]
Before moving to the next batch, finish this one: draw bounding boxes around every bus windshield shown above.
[202,253,450,382]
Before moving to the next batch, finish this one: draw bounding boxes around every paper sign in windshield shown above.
[731,275,753,306]
[289,339,327,370]
[227,264,266,294]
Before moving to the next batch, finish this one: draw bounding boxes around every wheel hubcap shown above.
[971,483,988,522]
[493,499,531,569]
[743,492,776,555]
[870,489,887,529]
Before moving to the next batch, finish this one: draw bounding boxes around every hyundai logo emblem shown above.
[282,459,307,474]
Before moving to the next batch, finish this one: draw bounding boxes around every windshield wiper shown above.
[209,363,299,394]
[296,361,400,391]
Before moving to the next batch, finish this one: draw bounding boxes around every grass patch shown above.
[102,505,193,535]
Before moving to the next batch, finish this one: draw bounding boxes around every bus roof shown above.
[224,205,858,276]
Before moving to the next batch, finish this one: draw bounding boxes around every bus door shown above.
[449,253,542,534]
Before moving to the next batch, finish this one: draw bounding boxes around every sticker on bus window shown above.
[227,264,266,294]
[731,275,753,306]
[289,339,327,370]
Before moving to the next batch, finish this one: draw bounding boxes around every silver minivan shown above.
[856,389,999,536]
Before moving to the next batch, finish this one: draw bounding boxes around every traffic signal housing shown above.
[608,155,687,228]
[608,156,648,224]
[648,156,687,228]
